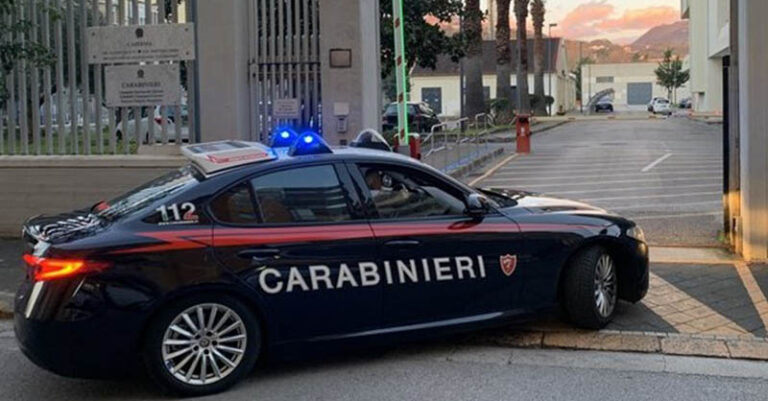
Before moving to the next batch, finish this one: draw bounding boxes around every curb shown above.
[474,328,768,362]
[0,300,11,320]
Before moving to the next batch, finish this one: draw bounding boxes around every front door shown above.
[209,163,380,342]
[348,162,525,329]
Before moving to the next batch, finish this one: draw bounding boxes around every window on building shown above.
[483,86,491,101]
[421,88,442,114]
[596,76,614,84]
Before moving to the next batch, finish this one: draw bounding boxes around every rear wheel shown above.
[562,246,618,329]
[143,294,260,396]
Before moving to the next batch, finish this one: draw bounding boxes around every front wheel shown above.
[143,294,261,396]
[562,246,618,329]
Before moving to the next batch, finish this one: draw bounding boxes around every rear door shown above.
[348,162,525,328]
[209,163,381,342]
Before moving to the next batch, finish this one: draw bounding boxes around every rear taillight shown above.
[23,254,111,281]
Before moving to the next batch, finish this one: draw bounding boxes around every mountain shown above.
[630,20,689,57]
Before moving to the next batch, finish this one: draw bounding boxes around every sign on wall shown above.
[87,24,196,64]
[273,98,301,119]
[105,64,181,107]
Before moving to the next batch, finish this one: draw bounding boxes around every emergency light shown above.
[270,127,299,148]
[288,131,333,156]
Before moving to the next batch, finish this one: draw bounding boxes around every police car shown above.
[14,129,648,396]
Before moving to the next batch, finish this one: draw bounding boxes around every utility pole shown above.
[579,41,583,113]
[547,23,557,116]
[392,0,409,144]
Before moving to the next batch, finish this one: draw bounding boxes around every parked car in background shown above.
[648,97,664,112]
[652,99,672,115]
[114,106,189,144]
[382,102,440,133]
[594,99,614,113]
[679,97,692,109]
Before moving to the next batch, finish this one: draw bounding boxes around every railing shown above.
[1,0,197,155]
[421,113,495,173]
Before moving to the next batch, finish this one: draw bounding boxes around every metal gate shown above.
[0,0,197,155]
[248,0,321,142]
[627,82,653,105]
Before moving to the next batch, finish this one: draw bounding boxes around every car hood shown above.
[478,187,610,216]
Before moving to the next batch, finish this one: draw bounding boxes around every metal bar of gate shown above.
[43,0,53,154]
[172,0,182,144]
[18,1,29,154]
[66,0,76,154]
[106,0,116,154]
[287,0,294,127]
[55,0,65,154]
[80,0,90,154]
[92,0,103,154]
[131,0,140,146]
[302,0,309,125]
[30,0,41,155]
[145,0,155,145]
[119,0,128,154]
[312,0,319,131]
[259,0,267,141]
[6,9,17,155]
[277,0,283,129]
[185,0,196,143]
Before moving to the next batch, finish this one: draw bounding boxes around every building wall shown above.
[411,73,576,118]
[581,63,687,109]
[685,0,729,113]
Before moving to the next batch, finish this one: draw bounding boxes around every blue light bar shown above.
[288,131,333,156]
[270,127,299,148]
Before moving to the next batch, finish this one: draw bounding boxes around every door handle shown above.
[237,248,281,263]
[384,240,421,248]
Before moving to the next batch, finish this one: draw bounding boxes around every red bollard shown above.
[516,114,531,154]
[394,133,421,160]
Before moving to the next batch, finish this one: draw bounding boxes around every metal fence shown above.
[422,113,495,173]
[1,0,196,155]
[249,0,321,142]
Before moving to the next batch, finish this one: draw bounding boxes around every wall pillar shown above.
[195,0,250,142]
[738,0,768,260]
[319,0,382,145]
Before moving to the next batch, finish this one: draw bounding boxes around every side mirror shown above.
[465,193,490,218]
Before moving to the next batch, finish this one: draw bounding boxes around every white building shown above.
[581,62,690,110]
[682,0,728,113]
[410,38,576,118]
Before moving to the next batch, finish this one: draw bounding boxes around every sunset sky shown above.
[483,0,683,44]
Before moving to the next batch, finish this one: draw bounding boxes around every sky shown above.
[483,0,683,44]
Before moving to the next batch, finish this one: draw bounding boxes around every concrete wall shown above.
[411,73,576,118]
[581,63,689,109]
[0,157,184,236]
[685,0,728,113]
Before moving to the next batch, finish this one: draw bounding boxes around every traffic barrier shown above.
[516,114,531,154]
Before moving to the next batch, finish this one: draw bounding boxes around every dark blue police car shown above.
[14,130,648,396]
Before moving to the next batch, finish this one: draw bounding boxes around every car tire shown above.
[143,293,261,397]
[562,246,618,329]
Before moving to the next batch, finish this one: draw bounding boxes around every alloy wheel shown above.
[593,254,617,318]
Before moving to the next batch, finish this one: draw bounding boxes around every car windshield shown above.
[658,100,669,104]
[384,104,398,115]
[95,165,202,221]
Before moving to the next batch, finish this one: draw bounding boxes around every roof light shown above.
[181,141,277,174]
[350,129,392,152]
[288,131,333,157]
[23,254,111,282]
[270,127,299,148]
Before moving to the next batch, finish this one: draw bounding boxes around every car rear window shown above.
[96,165,202,222]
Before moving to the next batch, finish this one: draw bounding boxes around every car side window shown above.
[210,165,354,225]
[358,164,466,220]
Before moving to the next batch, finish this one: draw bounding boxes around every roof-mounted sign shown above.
[87,23,196,64]
[182,141,276,174]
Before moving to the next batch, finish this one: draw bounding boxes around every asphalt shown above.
[0,319,766,401]
[471,117,724,247]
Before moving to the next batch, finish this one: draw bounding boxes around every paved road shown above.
[474,118,723,247]
[0,320,767,400]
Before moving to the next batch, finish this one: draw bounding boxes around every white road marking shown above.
[0,291,14,298]
[549,183,721,196]
[484,171,721,183]
[490,168,721,180]
[734,262,768,333]
[605,200,722,211]
[641,153,673,172]
[579,191,721,202]
[485,177,721,189]
[468,153,519,186]
[628,212,723,220]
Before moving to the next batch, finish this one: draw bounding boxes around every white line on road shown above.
[734,262,768,332]
[468,153,519,186]
[484,171,721,183]
[486,177,721,189]
[490,168,721,180]
[605,200,722,211]
[628,212,724,220]
[580,191,721,202]
[641,153,673,172]
[548,183,721,196]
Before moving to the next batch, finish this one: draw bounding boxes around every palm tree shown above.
[531,0,547,115]
[513,0,531,114]
[463,0,485,119]
[495,0,513,109]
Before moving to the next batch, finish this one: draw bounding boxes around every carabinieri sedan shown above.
[14,130,648,396]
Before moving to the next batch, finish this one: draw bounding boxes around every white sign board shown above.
[87,24,195,64]
[105,64,181,107]
[273,98,301,119]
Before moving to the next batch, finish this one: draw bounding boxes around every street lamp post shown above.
[547,23,558,116]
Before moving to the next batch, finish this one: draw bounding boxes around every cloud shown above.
[554,1,680,41]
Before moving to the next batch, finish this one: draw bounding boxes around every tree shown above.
[463,0,485,119]
[380,0,466,80]
[513,0,530,114]
[654,49,689,103]
[530,0,546,116]
[0,0,55,107]
[572,56,594,106]
[494,0,512,117]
